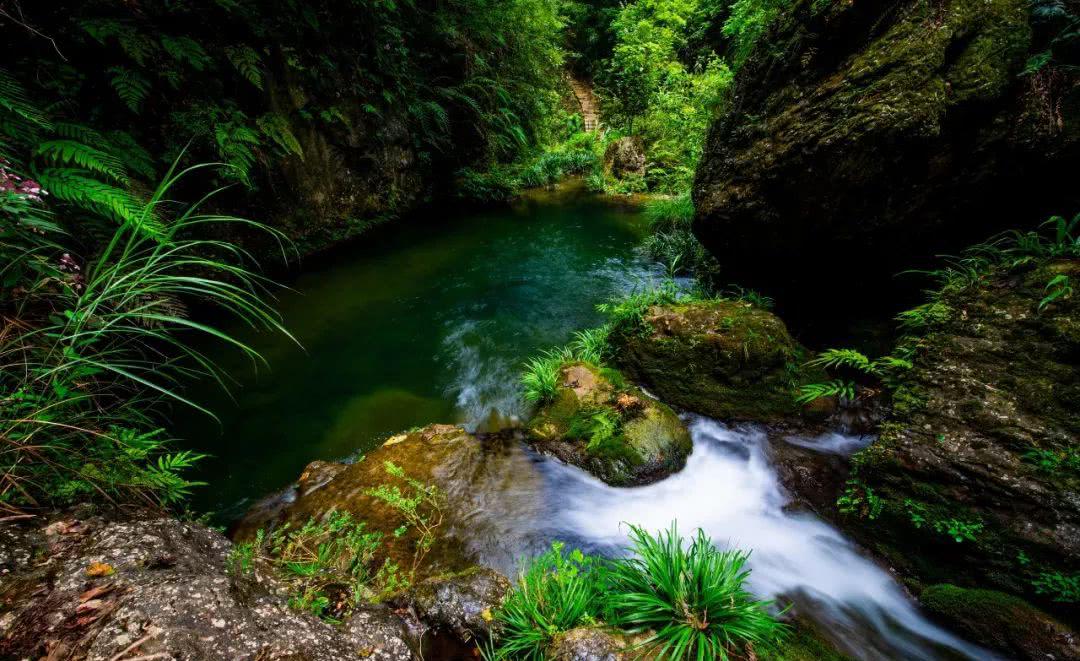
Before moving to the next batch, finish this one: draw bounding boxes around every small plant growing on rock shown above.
[522,350,569,404]
[1024,445,1080,475]
[604,523,787,660]
[838,480,883,520]
[1033,570,1080,603]
[233,511,400,622]
[571,326,611,365]
[365,460,446,578]
[795,348,912,405]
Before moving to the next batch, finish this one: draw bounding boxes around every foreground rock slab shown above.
[0,512,415,660]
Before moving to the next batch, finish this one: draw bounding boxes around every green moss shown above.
[920,584,1077,658]
[610,300,817,422]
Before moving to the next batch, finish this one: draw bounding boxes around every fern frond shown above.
[106,131,156,180]
[37,168,162,237]
[0,67,52,139]
[257,113,304,159]
[807,348,876,374]
[161,36,213,71]
[108,67,151,113]
[225,45,264,90]
[117,30,159,66]
[213,119,262,186]
[409,99,451,149]
[35,140,130,184]
[796,380,857,404]
[77,18,126,44]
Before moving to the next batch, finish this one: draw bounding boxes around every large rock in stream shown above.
[841,259,1080,634]
[526,363,692,485]
[608,300,822,423]
[692,0,1080,306]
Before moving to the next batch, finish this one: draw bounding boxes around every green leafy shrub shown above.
[1033,571,1080,603]
[1,158,291,509]
[484,541,604,660]
[486,524,785,661]
[1024,446,1080,475]
[571,326,611,365]
[522,349,571,404]
[604,523,787,660]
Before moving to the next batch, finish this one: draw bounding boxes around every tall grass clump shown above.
[604,523,787,660]
[520,326,611,405]
[485,523,786,661]
[641,193,718,279]
[484,541,604,661]
[1,159,292,510]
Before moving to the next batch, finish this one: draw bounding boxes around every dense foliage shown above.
[485,523,786,660]
[3,0,569,226]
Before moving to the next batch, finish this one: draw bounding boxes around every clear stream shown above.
[179,183,991,660]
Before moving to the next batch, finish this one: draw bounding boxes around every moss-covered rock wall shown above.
[693,0,1080,308]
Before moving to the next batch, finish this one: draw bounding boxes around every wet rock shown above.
[405,566,510,642]
[236,424,543,580]
[692,0,1080,310]
[767,433,853,516]
[610,300,821,422]
[0,512,416,660]
[844,259,1080,616]
[920,584,1080,660]
[604,136,646,180]
[527,363,692,485]
[546,627,631,660]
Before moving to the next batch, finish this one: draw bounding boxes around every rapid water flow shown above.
[453,418,994,660]
[186,185,992,659]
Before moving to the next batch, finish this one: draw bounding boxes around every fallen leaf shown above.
[80,584,114,602]
[86,562,114,577]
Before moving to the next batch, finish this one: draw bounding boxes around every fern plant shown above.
[107,66,151,113]
[797,349,912,405]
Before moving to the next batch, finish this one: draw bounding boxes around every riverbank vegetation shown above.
[485,523,786,661]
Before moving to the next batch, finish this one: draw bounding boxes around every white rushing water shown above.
[460,417,996,660]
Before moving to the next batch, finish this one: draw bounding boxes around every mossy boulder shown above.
[692,0,1080,310]
[609,300,818,422]
[841,259,1080,621]
[920,584,1079,660]
[237,424,542,581]
[527,363,692,485]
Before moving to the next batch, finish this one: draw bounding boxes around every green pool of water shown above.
[178,183,661,517]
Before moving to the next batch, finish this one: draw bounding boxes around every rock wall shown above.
[692,0,1080,307]
[842,259,1079,621]
[259,61,427,255]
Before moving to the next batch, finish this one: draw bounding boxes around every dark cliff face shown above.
[692,0,1080,313]
[845,259,1079,623]
[260,61,427,255]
